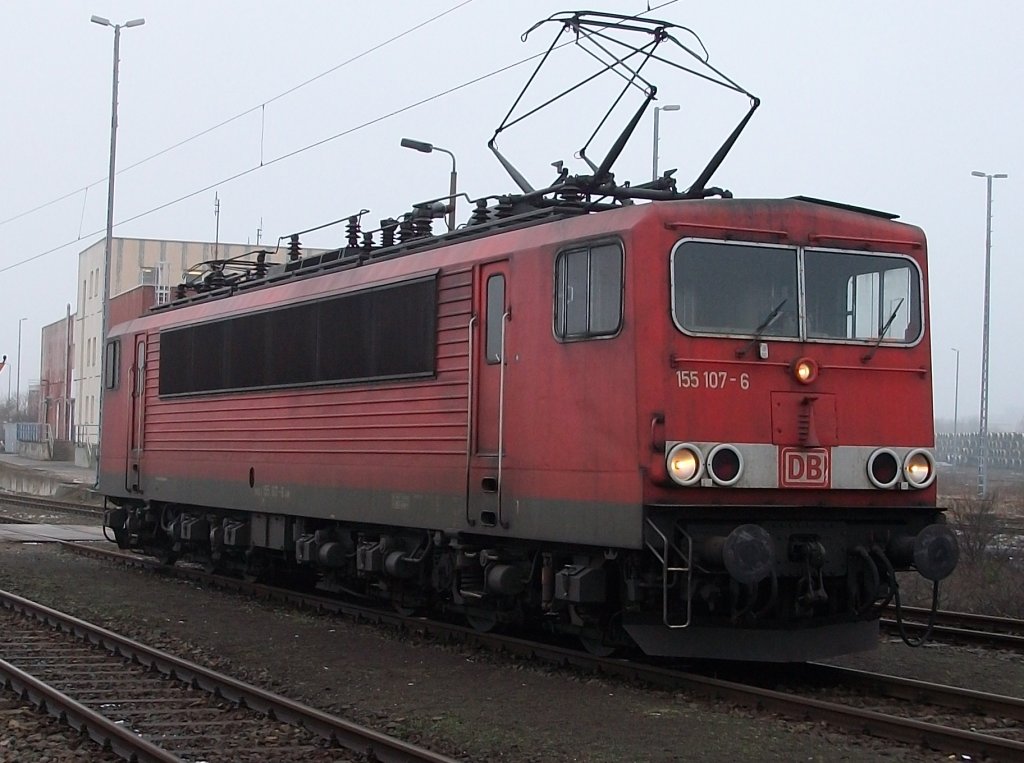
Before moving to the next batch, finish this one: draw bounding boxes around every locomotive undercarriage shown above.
[628,509,959,659]
[103,501,958,661]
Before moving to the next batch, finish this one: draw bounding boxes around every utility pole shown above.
[970,170,1008,498]
[214,192,221,258]
[91,14,144,478]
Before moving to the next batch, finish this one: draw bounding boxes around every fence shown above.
[11,422,54,460]
[16,422,53,446]
[73,424,99,447]
[936,432,1024,471]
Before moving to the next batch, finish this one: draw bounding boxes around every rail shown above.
[881,604,1024,651]
[50,540,1024,762]
[0,587,457,763]
[0,494,104,517]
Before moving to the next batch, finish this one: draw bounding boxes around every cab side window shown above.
[555,242,623,340]
[485,274,505,364]
[103,339,120,390]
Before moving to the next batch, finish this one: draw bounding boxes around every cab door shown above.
[126,334,146,493]
[467,261,511,528]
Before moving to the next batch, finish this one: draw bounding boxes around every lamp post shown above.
[652,104,680,181]
[92,14,144,465]
[970,170,1008,498]
[951,347,960,436]
[401,138,457,232]
[15,317,26,414]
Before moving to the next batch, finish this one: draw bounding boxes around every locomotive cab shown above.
[621,197,958,659]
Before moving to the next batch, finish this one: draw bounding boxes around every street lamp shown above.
[652,104,680,181]
[951,347,960,435]
[92,14,144,465]
[16,318,26,414]
[970,170,1008,498]
[401,138,457,232]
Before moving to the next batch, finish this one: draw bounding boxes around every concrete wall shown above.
[0,461,86,499]
[76,444,97,469]
[18,441,52,461]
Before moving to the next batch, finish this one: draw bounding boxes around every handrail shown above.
[497,310,511,529]
[464,315,477,527]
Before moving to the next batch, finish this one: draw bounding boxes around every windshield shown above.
[672,240,922,344]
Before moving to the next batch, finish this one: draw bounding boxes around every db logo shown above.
[779,447,831,488]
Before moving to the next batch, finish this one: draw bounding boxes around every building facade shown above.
[74,237,261,444]
[38,306,75,441]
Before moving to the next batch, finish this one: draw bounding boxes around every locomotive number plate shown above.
[779,447,831,488]
[675,370,750,390]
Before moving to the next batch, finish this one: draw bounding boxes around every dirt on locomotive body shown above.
[101,11,958,661]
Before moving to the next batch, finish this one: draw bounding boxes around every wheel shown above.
[579,634,617,657]
[242,551,266,583]
[393,603,418,617]
[465,607,500,633]
[152,546,177,566]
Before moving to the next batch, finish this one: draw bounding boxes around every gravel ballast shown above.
[4,539,1015,761]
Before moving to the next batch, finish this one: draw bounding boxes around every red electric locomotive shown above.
[100,12,957,660]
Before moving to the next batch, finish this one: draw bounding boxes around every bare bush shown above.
[895,491,1024,618]
[948,493,999,564]
[944,557,1024,619]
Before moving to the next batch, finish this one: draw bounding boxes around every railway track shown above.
[0,492,104,519]
[9,496,1010,656]
[0,587,457,763]
[5,497,1023,650]
[46,540,1024,761]
[882,604,1024,651]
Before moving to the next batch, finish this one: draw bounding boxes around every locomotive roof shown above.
[134,194,923,336]
[788,195,898,220]
[159,11,765,313]
[148,12,913,322]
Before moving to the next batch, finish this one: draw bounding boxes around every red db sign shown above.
[780,447,831,488]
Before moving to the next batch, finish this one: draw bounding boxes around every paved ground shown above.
[0,453,95,485]
[0,453,97,502]
[0,524,108,542]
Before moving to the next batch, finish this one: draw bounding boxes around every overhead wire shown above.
[0,0,474,230]
[0,36,535,275]
[0,0,679,276]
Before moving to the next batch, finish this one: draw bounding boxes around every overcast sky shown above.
[1,1,1021,429]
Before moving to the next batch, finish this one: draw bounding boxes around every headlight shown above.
[707,444,743,486]
[903,449,936,488]
[866,448,900,489]
[791,356,818,384]
[666,443,703,486]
